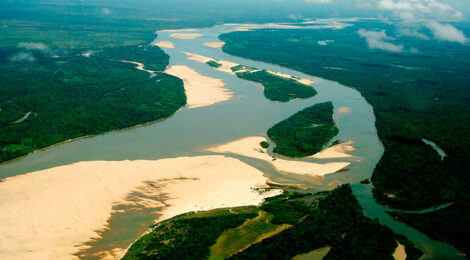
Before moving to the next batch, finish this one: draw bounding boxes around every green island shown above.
[0,44,186,163]
[233,69,317,102]
[267,102,338,157]
[123,185,422,259]
[207,60,222,68]
[220,22,470,254]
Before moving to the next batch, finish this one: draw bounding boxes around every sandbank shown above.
[160,28,198,32]
[165,65,233,108]
[266,70,314,85]
[170,33,203,39]
[203,42,226,48]
[0,155,278,259]
[393,242,407,260]
[184,52,238,75]
[206,136,350,177]
[310,141,356,159]
[152,41,175,49]
[337,107,352,113]
[184,52,313,85]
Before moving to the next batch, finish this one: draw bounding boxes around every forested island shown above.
[220,22,470,255]
[234,69,317,102]
[123,185,422,259]
[268,102,338,157]
[0,44,186,163]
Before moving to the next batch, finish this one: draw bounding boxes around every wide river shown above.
[0,23,463,259]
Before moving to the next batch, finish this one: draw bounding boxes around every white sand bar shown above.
[310,141,356,159]
[170,33,203,39]
[165,65,232,108]
[153,41,174,49]
[393,242,407,260]
[266,70,314,86]
[185,52,238,75]
[203,42,226,48]
[207,136,350,177]
[0,155,278,260]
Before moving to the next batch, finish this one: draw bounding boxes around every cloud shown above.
[425,21,467,43]
[398,26,429,40]
[376,0,463,21]
[9,52,35,62]
[18,42,48,52]
[358,29,404,52]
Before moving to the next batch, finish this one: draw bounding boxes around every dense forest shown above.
[220,21,470,254]
[123,185,422,260]
[267,102,338,157]
[234,69,317,102]
[0,44,186,163]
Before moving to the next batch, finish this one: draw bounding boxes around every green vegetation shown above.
[206,60,222,68]
[389,203,470,257]
[209,211,290,260]
[259,141,269,149]
[123,207,258,260]
[235,70,317,102]
[0,44,186,163]
[267,102,338,157]
[360,179,371,185]
[220,22,470,252]
[124,185,422,259]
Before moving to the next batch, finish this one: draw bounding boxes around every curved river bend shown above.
[0,23,462,259]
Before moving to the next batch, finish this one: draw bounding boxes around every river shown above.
[0,22,463,259]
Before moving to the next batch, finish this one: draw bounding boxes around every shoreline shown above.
[0,155,280,259]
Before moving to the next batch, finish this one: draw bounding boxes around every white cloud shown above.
[317,40,335,46]
[18,42,48,52]
[358,29,404,52]
[9,52,35,62]
[425,21,467,43]
[398,26,429,39]
[376,0,463,21]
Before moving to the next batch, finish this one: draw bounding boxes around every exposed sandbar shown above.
[203,42,226,48]
[184,52,313,85]
[165,65,233,108]
[170,33,202,39]
[206,136,350,177]
[184,52,238,75]
[0,155,278,259]
[393,242,407,260]
[310,141,356,159]
[152,41,175,49]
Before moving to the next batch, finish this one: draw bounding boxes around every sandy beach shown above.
[184,52,313,85]
[266,70,314,85]
[170,33,203,39]
[203,42,226,48]
[393,242,407,260]
[184,52,239,75]
[165,65,233,108]
[310,141,356,159]
[152,41,175,49]
[0,155,278,259]
[206,136,350,177]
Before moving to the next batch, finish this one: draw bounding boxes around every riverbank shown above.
[164,65,233,108]
[0,155,279,259]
